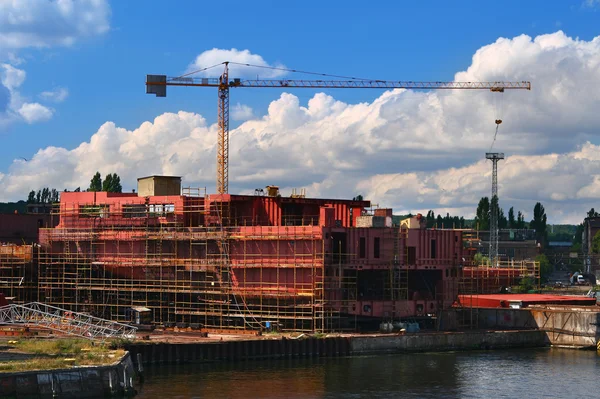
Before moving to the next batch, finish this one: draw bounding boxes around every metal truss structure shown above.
[0,302,137,341]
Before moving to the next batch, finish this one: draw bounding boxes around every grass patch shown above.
[15,338,95,356]
[0,338,125,373]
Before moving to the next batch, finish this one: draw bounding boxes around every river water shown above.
[136,348,600,399]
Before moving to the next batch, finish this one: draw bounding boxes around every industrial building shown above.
[0,177,540,332]
[470,229,539,261]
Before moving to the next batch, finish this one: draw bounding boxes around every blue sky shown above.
[4,0,599,166]
[1,0,600,223]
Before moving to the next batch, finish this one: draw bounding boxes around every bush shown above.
[515,277,535,293]
[473,253,489,265]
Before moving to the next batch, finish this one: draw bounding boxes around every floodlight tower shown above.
[486,152,504,267]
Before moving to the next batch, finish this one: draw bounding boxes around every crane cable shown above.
[489,90,505,151]
[171,62,226,81]
[179,60,380,82]
[227,61,378,81]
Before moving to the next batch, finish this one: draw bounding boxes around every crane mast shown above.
[147,63,531,194]
[217,62,230,194]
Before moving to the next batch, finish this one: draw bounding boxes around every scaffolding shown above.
[456,259,540,329]
[0,244,37,303]
[0,192,454,334]
[35,195,353,333]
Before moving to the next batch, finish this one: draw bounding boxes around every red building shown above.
[34,183,463,332]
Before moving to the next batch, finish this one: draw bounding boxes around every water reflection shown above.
[137,349,600,399]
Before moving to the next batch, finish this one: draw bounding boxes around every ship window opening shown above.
[79,205,109,218]
[149,204,175,217]
[359,237,366,258]
[407,247,416,264]
[123,204,146,218]
[430,239,437,259]
[374,237,380,259]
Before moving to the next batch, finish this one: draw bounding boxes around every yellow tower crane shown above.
[146,62,530,194]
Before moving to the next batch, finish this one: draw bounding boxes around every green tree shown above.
[499,207,508,229]
[111,173,122,193]
[41,187,49,203]
[102,173,122,193]
[573,223,584,245]
[535,254,552,281]
[426,210,435,228]
[591,231,600,254]
[102,173,113,192]
[26,190,35,203]
[89,172,102,192]
[436,215,443,228]
[517,211,526,229]
[353,194,363,201]
[530,202,548,245]
[50,189,59,202]
[474,197,490,230]
[443,212,451,228]
[587,208,599,218]
[508,207,515,228]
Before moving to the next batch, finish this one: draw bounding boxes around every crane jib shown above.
[146,80,531,90]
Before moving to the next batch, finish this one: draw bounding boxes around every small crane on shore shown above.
[146,62,530,194]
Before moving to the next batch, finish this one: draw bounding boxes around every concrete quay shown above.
[0,353,136,398]
[125,329,547,366]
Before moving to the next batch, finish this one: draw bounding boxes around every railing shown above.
[0,302,137,341]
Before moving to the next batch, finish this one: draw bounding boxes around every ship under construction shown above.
[0,176,539,332]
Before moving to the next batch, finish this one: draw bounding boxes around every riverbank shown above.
[0,338,125,372]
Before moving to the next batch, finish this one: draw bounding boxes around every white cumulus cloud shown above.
[0,63,26,90]
[231,103,254,121]
[187,48,286,78]
[2,31,600,224]
[0,0,111,49]
[18,103,53,123]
